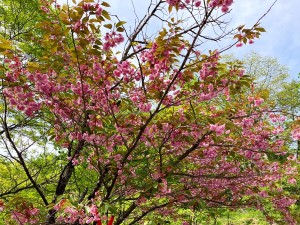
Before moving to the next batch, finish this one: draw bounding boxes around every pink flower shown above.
[236,42,243,47]
[9,98,17,105]
[96,7,103,17]
[72,158,79,166]
[83,3,91,11]
[215,124,225,135]
[139,102,152,112]
[288,177,297,184]
[40,6,50,13]
[195,1,201,7]
[25,108,34,116]
[28,208,39,216]
[114,34,124,44]
[242,118,254,127]
[86,217,94,224]
[221,5,229,13]
[291,128,300,140]
[89,204,99,217]
[11,206,40,225]
[254,98,264,107]
[210,124,225,136]
[103,42,111,51]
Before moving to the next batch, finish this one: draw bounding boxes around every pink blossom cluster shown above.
[3,87,41,117]
[95,4,103,17]
[40,5,50,13]
[274,196,297,211]
[269,113,286,123]
[113,61,135,83]
[103,32,124,51]
[242,117,254,128]
[236,39,254,47]
[82,2,103,16]
[209,0,234,13]
[56,206,84,224]
[199,52,220,80]
[55,204,101,224]
[166,0,201,8]
[291,127,300,140]
[209,124,226,136]
[248,96,264,107]
[11,207,39,225]
[3,61,64,116]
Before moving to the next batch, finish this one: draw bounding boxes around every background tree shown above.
[0,0,298,225]
[275,80,300,156]
[223,52,289,101]
[0,0,46,58]
[0,0,40,39]
[243,52,289,97]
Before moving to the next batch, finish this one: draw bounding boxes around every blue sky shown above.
[59,0,300,79]
[226,0,300,80]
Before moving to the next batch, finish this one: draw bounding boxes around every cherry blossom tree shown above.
[0,0,298,224]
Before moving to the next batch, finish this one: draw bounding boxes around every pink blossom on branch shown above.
[291,127,300,140]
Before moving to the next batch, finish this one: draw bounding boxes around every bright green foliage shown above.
[0,0,45,57]
[276,81,300,118]
[224,52,289,101]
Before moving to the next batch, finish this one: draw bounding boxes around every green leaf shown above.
[255,27,266,32]
[101,2,110,7]
[104,23,112,29]
[116,21,126,27]
[0,39,13,51]
[102,10,111,20]
[82,16,89,24]
[116,27,125,32]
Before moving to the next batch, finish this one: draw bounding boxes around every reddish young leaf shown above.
[108,216,114,225]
